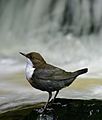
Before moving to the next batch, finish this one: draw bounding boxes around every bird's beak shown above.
[19,52,27,57]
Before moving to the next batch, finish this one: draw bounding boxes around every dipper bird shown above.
[20,52,88,112]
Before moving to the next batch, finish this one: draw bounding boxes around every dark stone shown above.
[0,98,102,120]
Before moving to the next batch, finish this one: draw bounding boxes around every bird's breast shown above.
[25,59,35,80]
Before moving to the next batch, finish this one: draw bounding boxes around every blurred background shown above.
[1,0,102,112]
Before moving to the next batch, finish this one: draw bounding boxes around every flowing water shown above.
[1,0,102,114]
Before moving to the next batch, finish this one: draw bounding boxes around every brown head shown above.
[20,52,46,68]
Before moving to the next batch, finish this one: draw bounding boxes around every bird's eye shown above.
[30,55,32,58]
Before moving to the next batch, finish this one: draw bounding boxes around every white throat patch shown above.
[25,59,35,80]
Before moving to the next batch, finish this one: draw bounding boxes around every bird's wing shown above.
[33,65,74,80]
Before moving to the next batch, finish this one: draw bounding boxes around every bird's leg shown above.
[43,92,52,111]
[53,90,59,101]
[50,90,59,104]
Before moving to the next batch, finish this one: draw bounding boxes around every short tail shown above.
[73,68,88,77]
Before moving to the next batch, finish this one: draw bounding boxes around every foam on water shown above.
[0,58,24,75]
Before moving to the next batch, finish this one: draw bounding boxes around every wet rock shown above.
[0,98,102,120]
